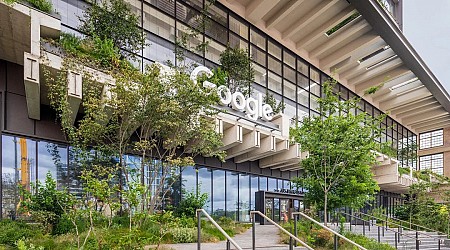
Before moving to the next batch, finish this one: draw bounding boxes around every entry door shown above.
[280,199,290,222]
[265,198,273,220]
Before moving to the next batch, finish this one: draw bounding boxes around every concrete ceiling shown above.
[219,0,450,134]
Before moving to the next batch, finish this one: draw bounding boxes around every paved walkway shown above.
[147,224,307,250]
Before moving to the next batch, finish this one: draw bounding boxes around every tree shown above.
[290,78,381,225]
[79,0,145,58]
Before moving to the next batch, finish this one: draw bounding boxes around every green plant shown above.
[168,227,197,243]
[174,188,208,218]
[291,77,381,225]
[219,46,254,97]
[398,167,410,176]
[0,220,42,246]
[263,92,285,114]
[16,240,44,250]
[25,0,52,13]
[79,0,145,58]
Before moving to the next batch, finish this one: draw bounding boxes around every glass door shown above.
[273,198,280,222]
[265,198,273,220]
[280,199,290,222]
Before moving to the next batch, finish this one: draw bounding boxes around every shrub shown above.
[174,189,208,218]
[0,220,42,246]
[343,232,395,250]
[25,0,53,13]
[168,227,197,243]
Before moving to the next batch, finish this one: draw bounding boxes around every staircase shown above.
[326,212,450,250]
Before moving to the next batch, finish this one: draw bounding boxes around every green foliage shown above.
[79,0,145,58]
[24,0,52,13]
[19,172,74,234]
[364,82,385,95]
[342,232,395,250]
[291,78,381,224]
[174,188,208,218]
[398,167,410,176]
[326,12,360,36]
[219,46,254,96]
[0,220,42,246]
[168,227,197,243]
[263,92,285,114]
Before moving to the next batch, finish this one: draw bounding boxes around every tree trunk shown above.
[324,191,328,226]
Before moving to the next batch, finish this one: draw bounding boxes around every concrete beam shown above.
[354,66,409,93]
[379,86,432,111]
[260,143,301,168]
[226,129,261,159]
[67,71,82,125]
[246,0,280,22]
[266,0,304,29]
[24,52,40,120]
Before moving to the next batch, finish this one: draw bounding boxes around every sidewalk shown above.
[146,224,307,250]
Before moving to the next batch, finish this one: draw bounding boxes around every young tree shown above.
[290,78,381,225]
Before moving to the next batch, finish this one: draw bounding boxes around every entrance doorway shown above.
[256,191,304,224]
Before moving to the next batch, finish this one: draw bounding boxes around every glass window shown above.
[284,51,295,69]
[297,73,309,89]
[310,82,321,97]
[284,65,295,83]
[297,88,309,107]
[176,22,204,55]
[268,40,281,59]
[198,168,212,213]
[206,20,227,43]
[229,15,248,39]
[208,4,227,27]
[259,177,267,191]
[311,96,320,112]
[144,6,175,41]
[251,45,266,67]
[230,33,248,50]
[145,34,175,64]
[212,170,225,217]
[420,154,443,175]
[268,72,282,94]
[250,175,258,210]
[181,166,197,195]
[253,64,266,87]
[284,99,296,121]
[297,59,308,76]
[268,178,277,191]
[268,56,281,75]
[250,28,265,50]
[284,80,296,100]
[310,68,320,83]
[419,129,443,149]
[37,141,68,190]
[146,0,175,16]
[2,135,36,218]
[205,38,225,64]
[239,174,250,222]
[226,171,238,220]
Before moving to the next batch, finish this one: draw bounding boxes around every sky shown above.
[403,0,450,93]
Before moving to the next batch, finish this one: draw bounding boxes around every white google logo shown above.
[190,66,274,122]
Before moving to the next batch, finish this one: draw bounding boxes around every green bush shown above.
[25,0,53,13]
[0,220,42,246]
[168,227,197,243]
[173,189,208,218]
[343,232,395,250]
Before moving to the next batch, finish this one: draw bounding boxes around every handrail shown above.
[339,211,419,241]
[250,211,314,250]
[356,211,447,240]
[293,212,367,250]
[196,209,242,250]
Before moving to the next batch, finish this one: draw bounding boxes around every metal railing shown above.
[196,209,242,250]
[293,212,367,250]
[250,211,314,250]
[337,211,445,250]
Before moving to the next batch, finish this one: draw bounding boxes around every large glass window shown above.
[250,175,258,210]
[238,173,250,221]
[37,141,68,190]
[419,129,443,149]
[420,154,444,175]
[226,171,238,220]
[181,166,197,195]
[198,167,212,213]
[212,169,225,217]
[2,135,36,218]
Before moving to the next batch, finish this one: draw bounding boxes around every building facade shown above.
[1,0,449,222]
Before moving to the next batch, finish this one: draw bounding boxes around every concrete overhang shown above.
[218,0,450,133]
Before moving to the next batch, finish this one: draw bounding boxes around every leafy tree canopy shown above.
[291,78,382,224]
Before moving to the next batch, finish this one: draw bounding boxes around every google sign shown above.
[190,66,274,122]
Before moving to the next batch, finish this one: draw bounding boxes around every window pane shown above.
[229,15,248,39]
[284,51,295,69]
[226,171,238,220]
[268,40,281,59]
[212,170,226,217]
[198,168,212,214]
[250,28,265,50]
[297,88,309,107]
[182,166,197,194]
[250,175,258,210]
[239,174,250,222]
[143,6,175,41]
[284,80,296,100]
[38,141,68,190]
[268,72,282,94]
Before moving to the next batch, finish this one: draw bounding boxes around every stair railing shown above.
[354,211,446,249]
[339,211,430,250]
[196,209,242,250]
[250,211,314,250]
[292,211,367,250]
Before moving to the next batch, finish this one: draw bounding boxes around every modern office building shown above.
[1,0,449,222]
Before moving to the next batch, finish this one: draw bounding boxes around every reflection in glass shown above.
[273,198,280,222]
[259,177,267,191]
[2,135,36,218]
[250,175,258,210]
[182,166,197,195]
[226,171,238,220]
[38,141,68,190]
[265,198,273,219]
[212,170,225,217]
[239,174,250,222]
[268,178,277,191]
[198,168,212,213]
